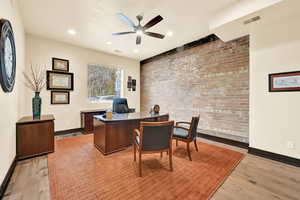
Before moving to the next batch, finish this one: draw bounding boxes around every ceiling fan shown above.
[113,13,165,45]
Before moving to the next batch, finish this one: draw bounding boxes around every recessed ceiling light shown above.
[106,41,112,45]
[67,29,77,35]
[133,49,139,53]
[136,30,143,35]
[166,31,173,37]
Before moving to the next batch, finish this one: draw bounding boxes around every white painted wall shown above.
[210,0,282,30]
[211,0,285,42]
[0,0,25,184]
[23,35,140,131]
[249,14,300,159]
[210,0,300,159]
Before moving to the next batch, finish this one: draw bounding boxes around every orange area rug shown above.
[48,134,243,200]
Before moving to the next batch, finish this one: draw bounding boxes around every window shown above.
[88,65,123,102]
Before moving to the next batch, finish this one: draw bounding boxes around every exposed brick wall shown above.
[141,36,249,143]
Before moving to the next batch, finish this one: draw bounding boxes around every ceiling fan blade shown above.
[112,31,135,36]
[144,32,165,39]
[143,15,163,30]
[116,13,136,28]
[136,35,141,45]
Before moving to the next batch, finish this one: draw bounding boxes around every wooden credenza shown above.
[80,109,106,133]
[16,115,55,160]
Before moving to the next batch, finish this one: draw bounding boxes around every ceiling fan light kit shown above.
[113,13,165,45]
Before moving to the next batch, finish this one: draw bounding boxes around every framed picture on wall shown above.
[127,76,132,91]
[47,71,74,90]
[51,91,70,104]
[132,79,136,91]
[52,57,69,72]
[269,71,300,92]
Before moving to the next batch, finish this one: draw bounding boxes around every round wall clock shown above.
[0,19,16,93]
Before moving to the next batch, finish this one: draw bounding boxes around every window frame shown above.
[87,64,124,103]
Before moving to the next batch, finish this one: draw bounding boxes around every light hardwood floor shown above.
[3,136,300,200]
[3,155,50,200]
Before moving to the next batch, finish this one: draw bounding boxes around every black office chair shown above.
[112,98,135,113]
[133,121,174,177]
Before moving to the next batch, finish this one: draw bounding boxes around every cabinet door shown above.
[85,113,94,132]
[105,120,138,153]
[93,119,106,153]
[17,121,54,159]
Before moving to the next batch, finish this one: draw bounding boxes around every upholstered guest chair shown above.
[112,98,135,113]
[133,121,174,177]
[173,116,200,161]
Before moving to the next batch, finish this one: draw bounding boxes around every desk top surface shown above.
[94,112,168,122]
[17,114,55,124]
[80,109,107,114]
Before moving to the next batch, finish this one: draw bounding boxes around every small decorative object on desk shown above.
[150,104,160,114]
[106,109,113,120]
[23,64,46,119]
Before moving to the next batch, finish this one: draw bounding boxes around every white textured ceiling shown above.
[18,0,240,60]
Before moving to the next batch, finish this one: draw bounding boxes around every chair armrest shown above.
[133,129,141,148]
[129,108,135,113]
[174,126,190,131]
[176,121,191,126]
[133,129,140,137]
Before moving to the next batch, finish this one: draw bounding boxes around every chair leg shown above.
[169,149,173,171]
[133,143,136,161]
[187,142,192,161]
[160,152,163,158]
[176,139,178,146]
[194,139,198,152]
[139,152,142,177]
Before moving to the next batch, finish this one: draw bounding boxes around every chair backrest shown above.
[112,98,129,113]
[140,121,174,151]
[189,116,200,139]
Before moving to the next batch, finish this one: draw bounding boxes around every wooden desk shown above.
[16,115,55,160]
[93,112,169,155]
[80,109,106,133]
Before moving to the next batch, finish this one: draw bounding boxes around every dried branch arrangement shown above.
[23,64,46,92]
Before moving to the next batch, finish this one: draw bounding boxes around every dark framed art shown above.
[51,91,70,104]
[132,79,136,91]
[47,71,74,91]
[269,71,300,92]
[0,19,16,93]
[52,57,69,72]
[127,76,132,91]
